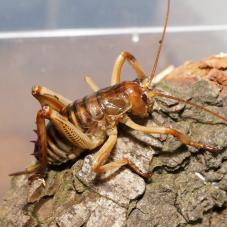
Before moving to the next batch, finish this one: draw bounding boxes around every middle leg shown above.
[92,127,150,178]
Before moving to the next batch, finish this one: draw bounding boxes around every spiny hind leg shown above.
[9,162,41,176]
[92,128,149,178]
[10,109,48,177]
[111,51,146,85]
[33,109,49,176]
[32,85,72,112]
[41,105,99,150]
[121,116,219,152]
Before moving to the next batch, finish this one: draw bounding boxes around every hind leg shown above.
[31,86,71,173]
[10,109,48,177]
[32,85,72,112]
[35,109,48,176]
[41,106,100,150]
[10,86,72,177]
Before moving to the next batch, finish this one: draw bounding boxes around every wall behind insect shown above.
[0,0,227,200]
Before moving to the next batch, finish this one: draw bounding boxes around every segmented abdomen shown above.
[44,124,82,165]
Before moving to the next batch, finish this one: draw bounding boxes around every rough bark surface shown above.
[1,55,227,227]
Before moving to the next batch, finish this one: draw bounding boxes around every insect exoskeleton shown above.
[33,80,155,169]
[9,0,227,179]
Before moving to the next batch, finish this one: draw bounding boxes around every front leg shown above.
[121,116,219,152]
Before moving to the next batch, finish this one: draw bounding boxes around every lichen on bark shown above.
[1,55,227,227]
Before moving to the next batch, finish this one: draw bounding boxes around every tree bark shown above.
[1,55,227,227]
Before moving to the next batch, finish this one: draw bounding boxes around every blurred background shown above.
[0,0,227,200]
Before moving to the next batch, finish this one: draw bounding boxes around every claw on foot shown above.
[205,145,221,153]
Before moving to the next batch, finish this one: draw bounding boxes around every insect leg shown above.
[121,117,219,152]
[92,130,118,172]
[92,128,149,178]
[93,159,150,178]
[32,85,72,112]
[84,76,99,91]
[41,106,99,149]
[111,51,146,85]
[9,109,48,176]
[35,109,48,175]
[9,162,41,176]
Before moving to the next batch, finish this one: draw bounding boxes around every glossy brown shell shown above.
[66,80,148,131]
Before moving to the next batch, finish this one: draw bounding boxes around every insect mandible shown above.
[10,0,227,178]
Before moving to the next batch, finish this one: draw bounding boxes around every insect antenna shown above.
[145,0,227,124]
[148,0,170,86]
[148,91,227,123]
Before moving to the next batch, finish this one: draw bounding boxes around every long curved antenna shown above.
[149,0,170,84]
[148,91,227,123]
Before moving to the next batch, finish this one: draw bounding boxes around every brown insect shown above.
[10,0,227,178]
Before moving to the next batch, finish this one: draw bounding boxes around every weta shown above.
[10,0,227,178]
